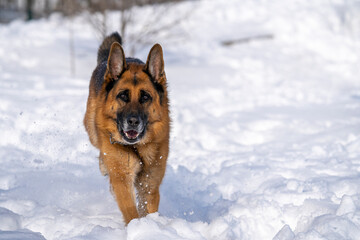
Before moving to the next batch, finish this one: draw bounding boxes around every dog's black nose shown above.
[127,115,140,127]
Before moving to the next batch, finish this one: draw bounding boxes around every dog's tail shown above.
[97,32,122,64]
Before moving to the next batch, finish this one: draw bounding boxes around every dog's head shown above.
[101,42,168,145]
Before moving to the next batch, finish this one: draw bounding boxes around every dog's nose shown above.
[127,116,140,127]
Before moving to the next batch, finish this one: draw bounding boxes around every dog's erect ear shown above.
[107,42,126,80]
[145,44,165,86]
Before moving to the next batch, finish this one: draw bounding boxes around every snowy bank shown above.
[0,0,360,239]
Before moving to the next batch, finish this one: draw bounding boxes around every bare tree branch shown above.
[221,34,274,46]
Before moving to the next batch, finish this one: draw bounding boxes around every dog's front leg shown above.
[135,143,168,217]
[135,165,165,216]
[104,149,141,225]
[109,170,139,224]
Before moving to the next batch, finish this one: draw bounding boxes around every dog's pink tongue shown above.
[125,130,138,139]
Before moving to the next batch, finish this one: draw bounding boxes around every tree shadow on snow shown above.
[159,166,233,223]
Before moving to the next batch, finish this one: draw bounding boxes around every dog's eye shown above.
[117,90,129,102]
[140,91,151,104]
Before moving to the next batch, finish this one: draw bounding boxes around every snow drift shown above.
[0,0,360,239]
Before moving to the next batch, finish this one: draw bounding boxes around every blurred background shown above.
[0,0,189,61]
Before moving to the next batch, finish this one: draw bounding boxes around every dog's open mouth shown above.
[120,128,145,144]
[124,130,140,140]
[117,118,147,144]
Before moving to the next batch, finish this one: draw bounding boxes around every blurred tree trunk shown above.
[120,8,132,43]
[118,0,134,43]
[26,0,34,21]
[87,1,109,41]
[44,0,50,18]
[69,20,76,77]
[63,0,77,77]
[100,10,108,40]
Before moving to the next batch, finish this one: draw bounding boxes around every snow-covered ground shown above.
[1,0,360,239]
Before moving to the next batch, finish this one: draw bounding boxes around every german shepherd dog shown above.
[84,32,170,224]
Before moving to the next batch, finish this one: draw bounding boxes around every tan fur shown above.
[84,40,169,225]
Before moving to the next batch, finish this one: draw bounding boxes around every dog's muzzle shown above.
[118,114,147,144]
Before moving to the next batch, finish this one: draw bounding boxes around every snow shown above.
[1,0,360,239]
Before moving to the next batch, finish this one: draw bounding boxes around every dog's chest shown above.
[136,144,159,167]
